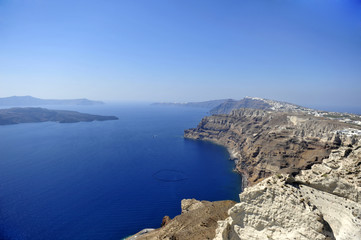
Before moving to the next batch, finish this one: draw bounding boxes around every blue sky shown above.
[1,0,360,107]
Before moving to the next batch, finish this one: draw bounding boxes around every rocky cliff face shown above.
[184,108,361,185]
[215,143,361,240]
[130,143,361,240]
[129,101,361,240]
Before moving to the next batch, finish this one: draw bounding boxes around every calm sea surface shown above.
[0,104,241,240]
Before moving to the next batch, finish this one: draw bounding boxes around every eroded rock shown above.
[185,108,361,185]
[215,144,361,240]
[214,174,335,240]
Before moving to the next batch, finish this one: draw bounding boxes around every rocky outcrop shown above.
[161,216,171,227]
[214,144,361,240]
[185,108,361,185]
[215,175,335,240]
[127,199,236,240]
[294,145,361,240]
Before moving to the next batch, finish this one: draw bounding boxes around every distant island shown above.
[0,107,118,125]
[152,99,231,109]
[154,96,361,117]
[153,97,312,114]
[0,96,104,107]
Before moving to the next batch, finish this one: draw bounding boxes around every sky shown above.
[0,0,361,107]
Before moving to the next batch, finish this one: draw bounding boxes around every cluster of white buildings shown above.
[337,128,361,136]
[246,97,361,128]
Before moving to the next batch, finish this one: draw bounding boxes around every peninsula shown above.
[130,97,361,240]
[0,107,118,125]
[152,99,230,109]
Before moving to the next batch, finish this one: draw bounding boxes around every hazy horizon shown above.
[1,0,360,108]
[2,95,361,114]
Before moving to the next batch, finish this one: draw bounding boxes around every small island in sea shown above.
[0,107,118,125]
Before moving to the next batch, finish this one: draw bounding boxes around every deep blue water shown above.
[0,104,241,240]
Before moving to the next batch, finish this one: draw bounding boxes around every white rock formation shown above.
[296,145,361,240]
[215,144,361,240]
[181,199,205,213]
[214,174,334,240]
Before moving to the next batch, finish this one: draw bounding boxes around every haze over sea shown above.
[0,104,241,240]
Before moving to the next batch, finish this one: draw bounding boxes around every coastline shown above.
[225,146,249,190]
[124,138,244,239]
[0,105,241,240]
[185,137,246,191]
[125,104,361,239]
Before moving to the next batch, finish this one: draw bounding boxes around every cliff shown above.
[184,108,361,185]
[129,99,361,240]
[215,143,361,240]
[129,142,361,240]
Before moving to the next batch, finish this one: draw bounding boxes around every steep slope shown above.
[129,144,361,240]
[128,99,361,240]
[215,144,361,240]
[185,108,361,185]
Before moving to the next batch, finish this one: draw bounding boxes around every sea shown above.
[0,104,242,240]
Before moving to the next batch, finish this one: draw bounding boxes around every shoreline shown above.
[184,136,247,191]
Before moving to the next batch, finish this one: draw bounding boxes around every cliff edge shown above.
[215,143,361,240]
[129,99,361,240]
[126,199,236,240]
[129,143,361,240]
[185,108,361,185]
